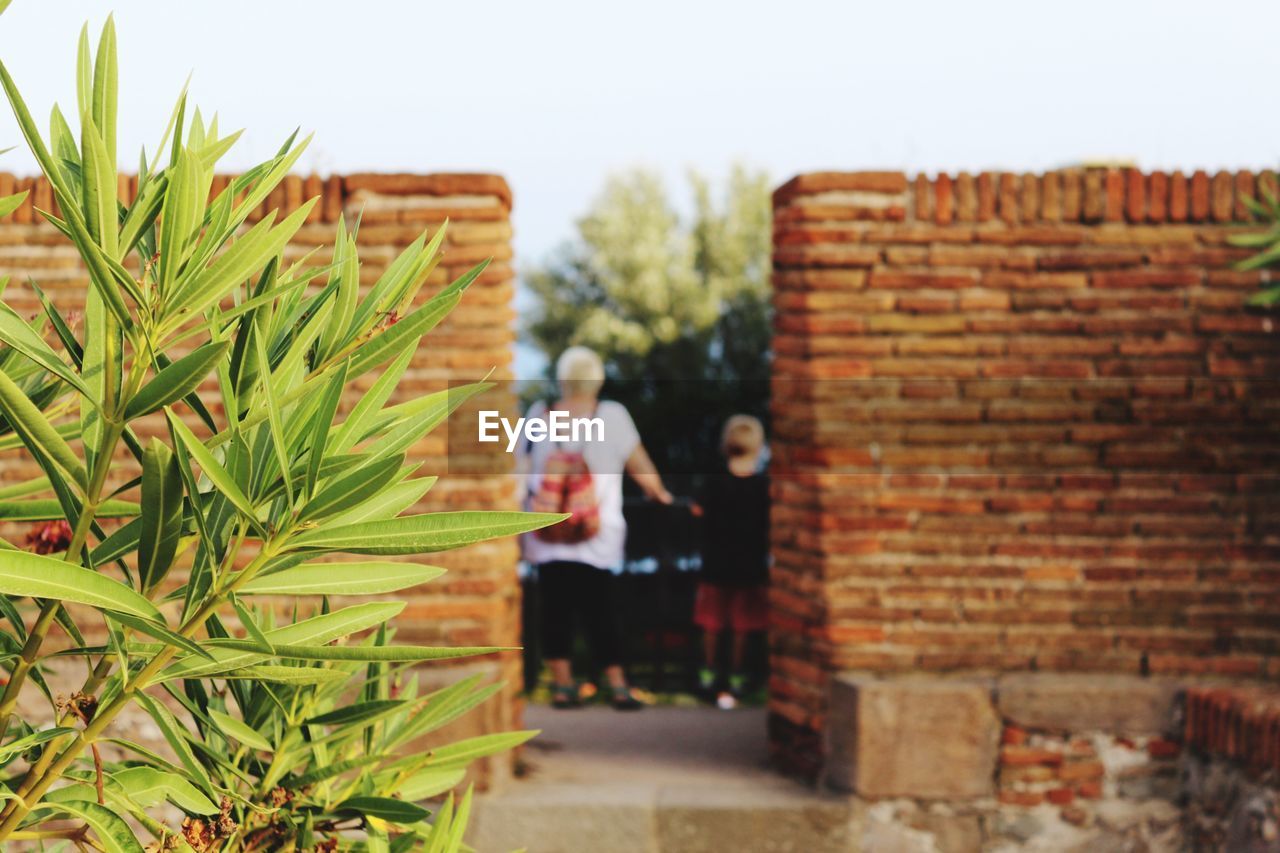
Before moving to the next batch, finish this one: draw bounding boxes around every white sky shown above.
[0,0,1276,373]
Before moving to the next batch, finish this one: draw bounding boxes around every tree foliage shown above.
[0,16,558,851]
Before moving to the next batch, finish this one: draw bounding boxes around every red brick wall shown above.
[769,168,1280,777]
[0,172,522,780]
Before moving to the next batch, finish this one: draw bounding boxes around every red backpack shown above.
[529,402,601,544]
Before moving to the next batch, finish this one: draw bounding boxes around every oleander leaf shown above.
[334,796,428,825]
[137,438,183,590]
[166,410,257,522]
[32,799,142,853]
[0,726,76,763]
[0,300,92,396]
[125,340,228,420]
[208,708,272,752]
[240,561,444,596]
[0,498,136,521]
[135,692,214,796]
[204,641,501,663]
[163,602,404,680]
[110,767,219,815]
[305,699,405,727]
[419,730,538,769]
[0,552,159,620]
[297,454,406,523]
[290,511,567,556]
[0,190,23,218]
[0,367,88,490]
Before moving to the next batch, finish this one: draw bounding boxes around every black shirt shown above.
[697,470,770,586]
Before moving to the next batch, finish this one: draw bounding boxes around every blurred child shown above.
[691,415,770,710]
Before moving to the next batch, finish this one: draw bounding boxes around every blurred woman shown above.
[521,346,673,710]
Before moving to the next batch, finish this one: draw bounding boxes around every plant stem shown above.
[0,334,149,729]
[0,535,284,840]
[0,411,126,735]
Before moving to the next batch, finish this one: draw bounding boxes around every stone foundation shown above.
[825,673,1280,851]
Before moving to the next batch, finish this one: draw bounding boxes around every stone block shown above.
[996,674,1180,735]
[826,674,1000,799]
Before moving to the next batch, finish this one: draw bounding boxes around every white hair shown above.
[555,346,606,398]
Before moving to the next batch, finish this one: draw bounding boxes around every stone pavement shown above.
[467,705,857,853]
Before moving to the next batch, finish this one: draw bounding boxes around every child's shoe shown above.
[701,666,721,696]
[715,691,737,710]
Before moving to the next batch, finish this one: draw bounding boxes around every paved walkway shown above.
[468,705,857,853]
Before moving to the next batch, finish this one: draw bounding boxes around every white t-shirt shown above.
[519,399,641,571]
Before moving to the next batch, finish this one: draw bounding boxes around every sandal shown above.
[610,686,644,711]
[551,684,582,709]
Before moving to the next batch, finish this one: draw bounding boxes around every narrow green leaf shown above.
[163,602,404,680]
[0,300,91,396]
[0,498,136,521]
[347,289,463,379]
[107,611,212,661]
[306,699,405,727]
[125,340,228,420]
[80,115,118,259]
[33,799,143,853]
[305,361,346,498]
[389,681,503,747]
[209,641,501,663]
[398,768,466,802]
[0,726,76,762]
[208,708,272,752]
[135,693,214,797]
[335,796,428,825]
[0,190,25,218]
[421,730,538,769]
[0,367,88,490]
[221,665,346,686]
[166,410,258,522]
[91,15,119,169]
[0,551,159,619]
[110,767,219,816]
[75,24,92,118]
[167,199,316,325]
[253,331,294,507]
[138,438,182,590]
[287,754,384,788]
[324,476,436,527]
[157,146,200,288]
[290,511,567,556]
[241,561,444,596]
[231,595,273,653]
[297,454,406,523]
[331,346,413,454]
[80,285,113,465]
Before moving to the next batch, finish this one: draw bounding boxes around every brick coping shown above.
[0,171,512,226]
[774,168,1271,226]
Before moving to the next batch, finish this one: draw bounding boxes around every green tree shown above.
[525,165,772,479]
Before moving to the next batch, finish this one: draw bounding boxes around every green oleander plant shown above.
[0,15,560,852]
[1230,182,1280,306]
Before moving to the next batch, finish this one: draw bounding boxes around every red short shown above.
[693,582,769,633]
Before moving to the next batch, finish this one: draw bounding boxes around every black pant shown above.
[537,561,623,667]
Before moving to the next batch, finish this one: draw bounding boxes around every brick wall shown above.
[769,168,1280,777]
[0,172,522,780]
